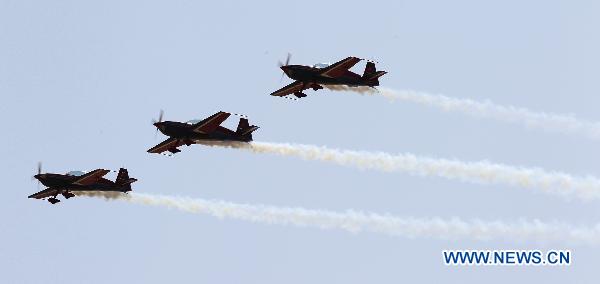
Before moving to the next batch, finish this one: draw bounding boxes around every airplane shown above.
[270,55,387,98]
[29,164,137,204]
[147,110,259,154]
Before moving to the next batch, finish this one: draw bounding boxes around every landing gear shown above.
[48,197,60,204]
[62,192,75,199]
[293,92,307,98]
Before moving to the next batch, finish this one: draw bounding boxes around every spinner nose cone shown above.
[281,65,293,75]
[153,122,165,129]
[153,122,167,135]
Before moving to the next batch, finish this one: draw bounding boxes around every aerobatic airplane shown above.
[270,55,387,98]
[29,164,137,204]
[147,110,259,154]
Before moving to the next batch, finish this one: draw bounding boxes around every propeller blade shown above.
[152,110,164,124]
[284,53,291,66]
[279,71,285,82]
[278,53,292,82]
[32,162,42,189]
[278,53,292,67]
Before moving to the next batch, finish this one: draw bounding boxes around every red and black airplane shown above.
[147,111,259,154]
[270,55,387,98]
[29,164,137,204]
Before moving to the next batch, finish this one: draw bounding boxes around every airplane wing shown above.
[270,81,309,97]
[73,169,110,186]
[147,138,186,154]
[191,111,231,134]
[28,188,60,199]
[319,57,362,78]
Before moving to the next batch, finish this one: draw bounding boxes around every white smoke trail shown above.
[76,191,600,245]
[324,85,377,94]
[326,85,600,140]
[196,141,600,201]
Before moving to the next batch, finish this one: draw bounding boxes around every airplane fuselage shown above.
[283,65,377,87]
[156,121,252,142]
[34,174,129,192]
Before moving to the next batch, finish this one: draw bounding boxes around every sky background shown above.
[2,0,600,283]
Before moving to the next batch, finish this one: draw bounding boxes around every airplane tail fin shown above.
[236,118,259,141]
[362,62,387,86]
[115,168,137,192]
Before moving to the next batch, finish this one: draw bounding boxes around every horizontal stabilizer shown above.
[368,71,387,80]
[236,118,259,137]
[240,126,259,136]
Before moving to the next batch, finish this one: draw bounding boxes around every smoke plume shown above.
[196,141,600,201]
[76,191,600,245]
[329,85,600,140]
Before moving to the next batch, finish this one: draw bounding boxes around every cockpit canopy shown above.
[186,119,202,125]
[66,170,86,176]
[312,63,331,69]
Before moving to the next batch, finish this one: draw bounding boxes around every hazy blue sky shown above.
[2,0,600,283]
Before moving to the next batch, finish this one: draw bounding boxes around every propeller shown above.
[32,162,42,190]
[278,53,292,82]
[278,52,292,67]
[152,110,164,138]
[152,110,164,124]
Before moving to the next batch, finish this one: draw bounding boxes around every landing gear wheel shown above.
[63,192,75,199]
[48,197,60,204]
